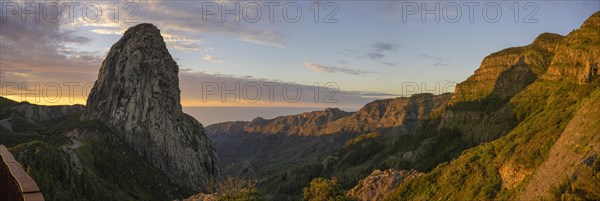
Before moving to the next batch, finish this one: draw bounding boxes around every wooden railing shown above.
[0,145,45,201]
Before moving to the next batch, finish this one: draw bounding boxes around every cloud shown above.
[359,92,403,99]
[203,55,223,64]
[382,62,397,66]
[90,28,125,35]
[179,71,388,109]
[67,1,286,49]
[371,42,399,52]
[341,42,400,66]
[433,62,449,67]
[0,7,103,77]
[304,62,374,75]
[419,54,449,68]
[362,42,400,60]
[365,52,385,60]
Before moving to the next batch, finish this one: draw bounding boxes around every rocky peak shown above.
[544,11,600,84]
[531,33,563,48]
[581,11,600,28]
[449,32,564,104]
[347,169,423,201]
[82,23,220,191]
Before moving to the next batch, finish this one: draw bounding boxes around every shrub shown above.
[303,177,353,201]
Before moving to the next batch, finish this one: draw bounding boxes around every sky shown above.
[1,0,599,114]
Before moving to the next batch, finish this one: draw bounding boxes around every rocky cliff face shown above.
[544,12,600,84]
[450,33,563,104]
[81,23,220,191]
[347,169,422,201]
[439,32,564,143]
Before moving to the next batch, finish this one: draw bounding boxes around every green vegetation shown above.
[2,12,598,201]
[1,108,195,200]
[0,128,39,147]
[217,188,264,201]
[259,121,470,199]
[387,80,596,200]
[0,96,22,111]
[303,177,353,201]
[551,156,600,200]
[8,113,41,132]
[214,177,267,201]
[344,132,379,148]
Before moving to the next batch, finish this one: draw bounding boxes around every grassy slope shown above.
[387,80,597,200]
[522,88,600,200]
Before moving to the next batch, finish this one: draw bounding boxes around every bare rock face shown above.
[439,33,564,143]
[450,32,563,104]
[347,169,423,201]
[81,23,220,191]
[544,11,600,84]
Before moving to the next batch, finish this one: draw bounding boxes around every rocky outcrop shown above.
[439,32,564,143]
[544,12,600,84]
[347,169,423,201]
[450,32,563,104]
[81,23,220,191]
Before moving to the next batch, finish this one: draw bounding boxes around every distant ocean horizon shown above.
[183,107,358,126]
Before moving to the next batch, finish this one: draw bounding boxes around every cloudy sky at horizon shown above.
[0,0,598,111]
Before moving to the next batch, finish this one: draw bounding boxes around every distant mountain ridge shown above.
[205,92,453,191]
[206,93,452,136]
[0,97,83,132]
